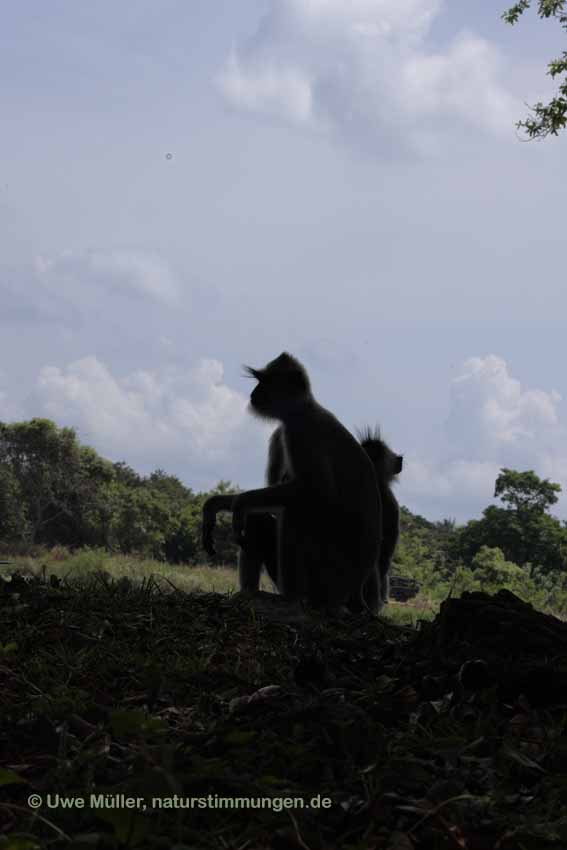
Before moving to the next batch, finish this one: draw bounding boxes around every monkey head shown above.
[357,427,403,483]
[244,352,312,421]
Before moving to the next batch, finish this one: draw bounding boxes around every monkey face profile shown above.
[245,353,311,422]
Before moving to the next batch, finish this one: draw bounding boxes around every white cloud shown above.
[294,0,441,35]
[11,352,567,520]
[25,356,249,469]
[35,248,180,305]
[447,355,562,456]
[400,355,567,521]
[217,0,518,153]
[401,457,500,520]
[220,51,314,125]
[401,33,515,136]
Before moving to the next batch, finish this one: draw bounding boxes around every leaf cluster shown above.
[503,0,567,137]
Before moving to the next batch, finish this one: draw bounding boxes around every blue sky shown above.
[1,0,566,523]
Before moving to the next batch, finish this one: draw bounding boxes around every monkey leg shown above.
[238,513,279,591]
[311,516,380,612]
[238,548,264,592]
[242,508,326,606]
[276,510,311,603]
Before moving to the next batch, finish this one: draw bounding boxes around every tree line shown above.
[0,418,216,562]
[1,418,567,581]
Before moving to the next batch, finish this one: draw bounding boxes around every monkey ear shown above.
[396,455,403,474]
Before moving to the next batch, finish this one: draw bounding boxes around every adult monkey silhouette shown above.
[202,428,402,611]
[204,352,382,611]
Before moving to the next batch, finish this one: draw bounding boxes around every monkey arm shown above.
[201,493,237,555]
[203,494,236,516]
[202,492,287,555]
[266,426,286,484]
[232,481,300,545]
[232,452,338,544]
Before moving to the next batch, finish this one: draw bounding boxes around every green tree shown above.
[164,503,202,564]
[471,545,525,585]
[455,468,567,575]
[81,479,124,550]
[0,463,25,542]
[146,469,194,510]
[503,1,567,137]
[494,468,561,514]
[113,461,144,489]
[396,507,458,579]
[42,445,115,547]
[0,419,84,544]
[109,487,177,558]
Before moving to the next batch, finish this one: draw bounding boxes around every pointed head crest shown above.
[357,425,403,481]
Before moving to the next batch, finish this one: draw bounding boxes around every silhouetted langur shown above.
[203,426,402,611]
[203,353,382,612]
[357,428,402,604]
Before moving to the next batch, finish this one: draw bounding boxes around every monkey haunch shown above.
[203,352,382,613]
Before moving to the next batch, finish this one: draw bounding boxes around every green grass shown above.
[1,548,241,595]
[0,547,440,623]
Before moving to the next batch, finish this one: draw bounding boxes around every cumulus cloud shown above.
[447,355,562,458]
[220,52,314,124]
[400,355,567,521]
[402,457,500,521]
[12,352,567,520]
[23,356,251,482]
[217,0,518,153]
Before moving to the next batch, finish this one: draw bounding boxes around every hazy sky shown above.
[2,0,566,523]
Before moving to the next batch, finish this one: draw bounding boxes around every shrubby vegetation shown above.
[2,417,567,614]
